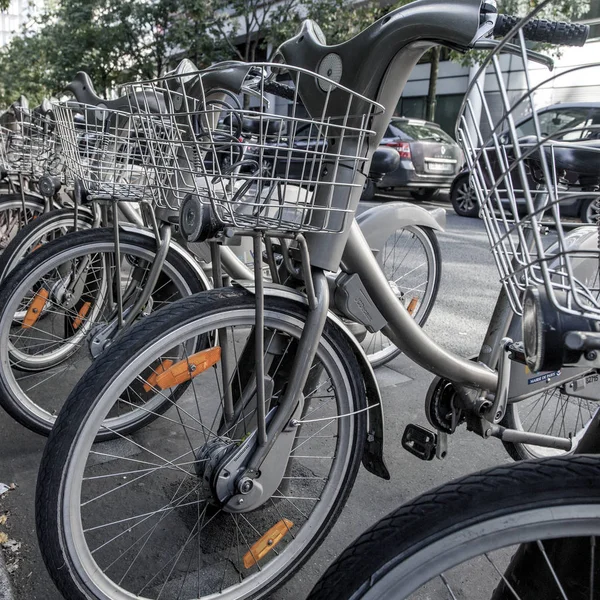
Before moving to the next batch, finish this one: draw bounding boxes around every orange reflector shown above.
[143,359,174,392]
[243,519,294,569]
[32,243,42,252]
[72,301,91,330]
[22,289,49,329]
[152,347,221,390]
[407,297,418,316]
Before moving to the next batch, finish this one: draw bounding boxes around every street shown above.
[0,194,511,600]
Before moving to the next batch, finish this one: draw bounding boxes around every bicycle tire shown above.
[0,227,207,436]
[364,225,441,368]
[36,288,367,599]
[0,193,46,253]
[0,206,95,281]
[308,455,600,600]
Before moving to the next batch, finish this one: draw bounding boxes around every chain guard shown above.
[425,376,465,434]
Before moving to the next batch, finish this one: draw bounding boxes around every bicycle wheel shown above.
[36,289,367,600]
[309,455,600,600]
[362,225,441,368]
[0,227,206,436]
[0,207,95,281]
[0,193,45,253]
[501,387,599,460]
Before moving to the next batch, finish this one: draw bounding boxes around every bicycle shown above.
[35,1,597,598]
[0,96,62,252]
[0,78,443,437]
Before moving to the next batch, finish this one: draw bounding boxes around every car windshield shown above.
[515,107,593,140]
[387,120,455,144]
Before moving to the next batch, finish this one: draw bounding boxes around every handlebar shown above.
[494,14,589,46]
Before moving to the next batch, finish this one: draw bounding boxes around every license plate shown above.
[427,162,453,172]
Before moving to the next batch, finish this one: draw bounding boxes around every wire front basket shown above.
[0,109,57,180]
[52,102,161,204]
[457,27,600,321]
[122,62,383,234]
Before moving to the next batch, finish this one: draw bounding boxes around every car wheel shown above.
[579,197,599,224]
[451,176,479,217]
[410,188,439,201]
[361,178,377,202]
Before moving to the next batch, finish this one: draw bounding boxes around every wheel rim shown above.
[0,240,195,427]
[60,307,357,599]
[360,505,600,599]
[0,200,44,252]
[0,211,94,281]
[455,181,476,213]
[583,198,599,224]
[508,386,599,458]
[362,226,437,365]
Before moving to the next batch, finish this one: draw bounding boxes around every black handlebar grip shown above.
[494,14,589,47]
[263,81,296,101]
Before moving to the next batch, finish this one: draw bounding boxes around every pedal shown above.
[507,341,527,364]
[402,424,437,461]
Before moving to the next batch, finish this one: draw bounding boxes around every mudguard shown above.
[356,201,445,252]
[119,223,212,291]
[234,280,390,480]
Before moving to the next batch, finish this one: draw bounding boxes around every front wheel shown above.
[0,207,95,282]
[0,193,45,253]
[0,227,206,436]
[36,289,367,600]
[308,455,600,600]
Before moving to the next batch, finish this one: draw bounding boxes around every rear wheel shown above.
[501,385,599,460]
[36,290,367,600]
[410,188,439,202]
[362,226,441,368]
[579,197,599,224]
[450,175,479,217]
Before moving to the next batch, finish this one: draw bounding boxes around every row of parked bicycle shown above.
[0,0,599,598]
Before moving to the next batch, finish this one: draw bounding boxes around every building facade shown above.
[0,0,42,47]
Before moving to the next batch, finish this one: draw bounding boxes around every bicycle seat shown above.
[370,146,400,175]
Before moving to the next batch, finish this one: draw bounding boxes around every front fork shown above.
[213,233,330,512]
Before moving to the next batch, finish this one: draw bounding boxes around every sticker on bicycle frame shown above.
[527,370,561,385]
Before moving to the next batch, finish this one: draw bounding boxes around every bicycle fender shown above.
[356,201,445,252]
[118,223,212,291]
[233,280,391,480]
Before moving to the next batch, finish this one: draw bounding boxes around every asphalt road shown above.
[0,193,511,600]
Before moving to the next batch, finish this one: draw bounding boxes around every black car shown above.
[450,102,600,222]
[363,118,463,202]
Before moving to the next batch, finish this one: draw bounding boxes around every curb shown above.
[0,549,15,600]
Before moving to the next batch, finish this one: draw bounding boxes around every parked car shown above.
[450,102,600,222]
[362,117,462,202]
